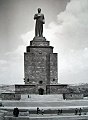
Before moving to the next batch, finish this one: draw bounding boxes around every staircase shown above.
[21,94,63,101]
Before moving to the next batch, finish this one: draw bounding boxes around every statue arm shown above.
[34,14,40,20]
[42,15,45,24]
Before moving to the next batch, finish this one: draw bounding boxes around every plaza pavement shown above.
[1,99,88,107]
[4,114,88,120]
[1,99,88,120]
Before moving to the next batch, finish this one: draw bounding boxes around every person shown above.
[75,108,78,115]
[57,109,60,115]
[79,108,82,115]
[13,107,19,117]
[57,109,62,115]
[41,109,44,115]
[60,109,62,114]
[37,107,40,114]
[34,8,45,37]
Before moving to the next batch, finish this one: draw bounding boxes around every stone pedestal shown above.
[24,37,58,94]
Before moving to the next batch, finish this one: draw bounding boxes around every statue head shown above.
[38,8,41,13]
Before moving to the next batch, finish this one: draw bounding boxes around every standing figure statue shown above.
[34,8,45,37]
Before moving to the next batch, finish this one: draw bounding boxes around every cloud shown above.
[59,48,88,84]
[20,0,88,84]
[57,0,88,84]
[57,0,88,49]
[0,46,24,85]
[0,60,7,65]
[1,0,88,84]
[21,30,34,46]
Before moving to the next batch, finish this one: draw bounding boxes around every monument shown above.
[15,8,68,95]
[34,8,45,37]
[0,8,85,120]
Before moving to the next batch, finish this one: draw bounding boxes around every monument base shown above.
[15,84,68,95]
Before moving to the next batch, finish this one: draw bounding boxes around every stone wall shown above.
[47,85,68,94]
[30,39,50,46]
[64,93,83,100]
[24,37,58,94]
[15,84,69,95]
[1,93,21,100]
[15,85,36,94]
[27,46,53,54]
[50,53,58,84]
[24,53,48,85]
[21,94,63,101]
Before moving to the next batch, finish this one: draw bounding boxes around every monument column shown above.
[24,8,58,94]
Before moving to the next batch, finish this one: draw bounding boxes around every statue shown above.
[34,8,45,37]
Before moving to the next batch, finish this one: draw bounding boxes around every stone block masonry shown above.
[23,36,58,94]
[14,36,83,99]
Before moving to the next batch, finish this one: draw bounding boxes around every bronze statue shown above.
[34,8,45,37]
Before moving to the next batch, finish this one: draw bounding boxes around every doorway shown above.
[38,88,44,95]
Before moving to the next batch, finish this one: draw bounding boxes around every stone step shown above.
[21,94,63,101]
[4,115,88,120]
[0,110,8,120]
[2,99,88,107]
[0,113,4,120]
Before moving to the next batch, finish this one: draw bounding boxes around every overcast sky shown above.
[0,0,88,85]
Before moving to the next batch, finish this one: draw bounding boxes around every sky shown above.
[0,0,88,85]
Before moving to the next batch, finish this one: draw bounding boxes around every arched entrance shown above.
[38,88,44,95]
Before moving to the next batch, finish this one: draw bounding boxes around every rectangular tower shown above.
[24,37,58,94]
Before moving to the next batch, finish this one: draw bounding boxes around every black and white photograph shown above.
[0,0,88,119]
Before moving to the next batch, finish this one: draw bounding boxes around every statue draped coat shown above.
[34,13,45,37]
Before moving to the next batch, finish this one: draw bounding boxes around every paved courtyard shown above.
[1,99,88,107]
[4,114,88,120]
[0,99,88,120]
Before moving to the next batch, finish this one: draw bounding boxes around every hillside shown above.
[69,83,88,97]
[0,85,15,93]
